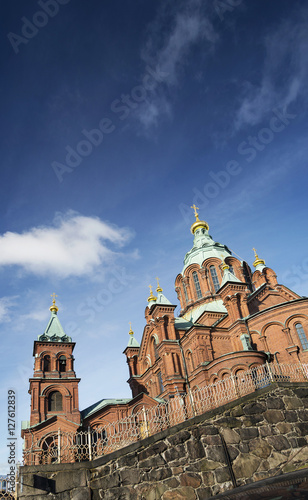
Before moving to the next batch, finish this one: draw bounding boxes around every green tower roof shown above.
[38,297,72,342]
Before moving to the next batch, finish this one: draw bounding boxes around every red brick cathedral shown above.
[22,210,308,460]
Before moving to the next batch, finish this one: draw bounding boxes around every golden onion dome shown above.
[49,293,59,313]
[252,248,266,268]
[190,204,209,234]
[147,285,157,303]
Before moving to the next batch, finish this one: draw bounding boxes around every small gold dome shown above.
[190,205,209,234]
[156,277,163,293]
[147,285,157,303]
[221,256,229,271]
[252,248,265,268]
[49,293,59,313]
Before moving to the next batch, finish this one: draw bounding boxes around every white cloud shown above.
[137,1,219,129]
[0,212,133,278]
[235,9,308,130]
[0,296,18,323]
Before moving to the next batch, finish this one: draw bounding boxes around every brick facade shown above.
[22,214,308,463]
[124,215,308,401]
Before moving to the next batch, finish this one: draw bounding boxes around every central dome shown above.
[182,207,232,273]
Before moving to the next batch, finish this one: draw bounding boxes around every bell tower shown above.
[29,295,80,426]
[22,296,81,462]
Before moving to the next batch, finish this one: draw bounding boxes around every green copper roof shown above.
[174,317,193,330]
[38,309,72,342]
[182,226,232,274]
[127,334,140,348]
[182,299,227,323]
[156,290,172,305]
[81,398,132,420]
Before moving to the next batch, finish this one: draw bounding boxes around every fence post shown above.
[297,360,308,381]
[142,406,149,438]
[187,386,196,418]
[266,361,274,383]
[15,461,20,500]
[230,374,240,398]
[88,427,92,461]
[58,429,61,463]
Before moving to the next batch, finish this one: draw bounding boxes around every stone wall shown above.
[18,383,308,500]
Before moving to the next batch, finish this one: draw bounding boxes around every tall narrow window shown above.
[192,271,202,299]
[183,281,188,302]
[152,337,159,361]
[43,355,51,372]
[132,356,138,375]
[186,351,194,372]
[48,391,62,411]
[210,266,220,292]
[59,355,66,372]
[228,265,234,275]
[295,323,308,350]
[157,371,164,394]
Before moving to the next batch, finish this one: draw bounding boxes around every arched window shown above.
[157,371,164,394]
[295,323,308,350]
[132,356,138,375]
[210,266,220,292]
[43,355,51,372]
[48,391,62,411]
[183,281,189,302]
[228,264,234,275]
[192,271,202,299]
[58,355,66,372]
[186,351,194,372]
[151,337,159,361]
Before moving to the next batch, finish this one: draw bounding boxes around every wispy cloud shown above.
[0,296,18,323]
[0,211,133,278]
[136,0,219,130]
[235,8,308,130]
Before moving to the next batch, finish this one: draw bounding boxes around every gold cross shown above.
[191,204,199,218]
[252,248,257,257]
[156,277,160,287]
[148,284,153,294]
[50,293,58,305]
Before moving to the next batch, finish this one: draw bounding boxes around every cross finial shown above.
[50,293,58,305]
[49,293,59,313]
[147,284,157,302]
[191,204,199,219]
[129,322,133,335]
[252,248,258,257]
[156,277,163,293]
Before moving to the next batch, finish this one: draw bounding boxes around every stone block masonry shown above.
[18,382,308,499]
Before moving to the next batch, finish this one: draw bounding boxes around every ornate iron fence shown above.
[23,362,308,465]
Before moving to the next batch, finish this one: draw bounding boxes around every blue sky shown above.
[1,0,308,472]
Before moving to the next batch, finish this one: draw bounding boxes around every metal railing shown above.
[0,475,15,499]
[23,362,308,465]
